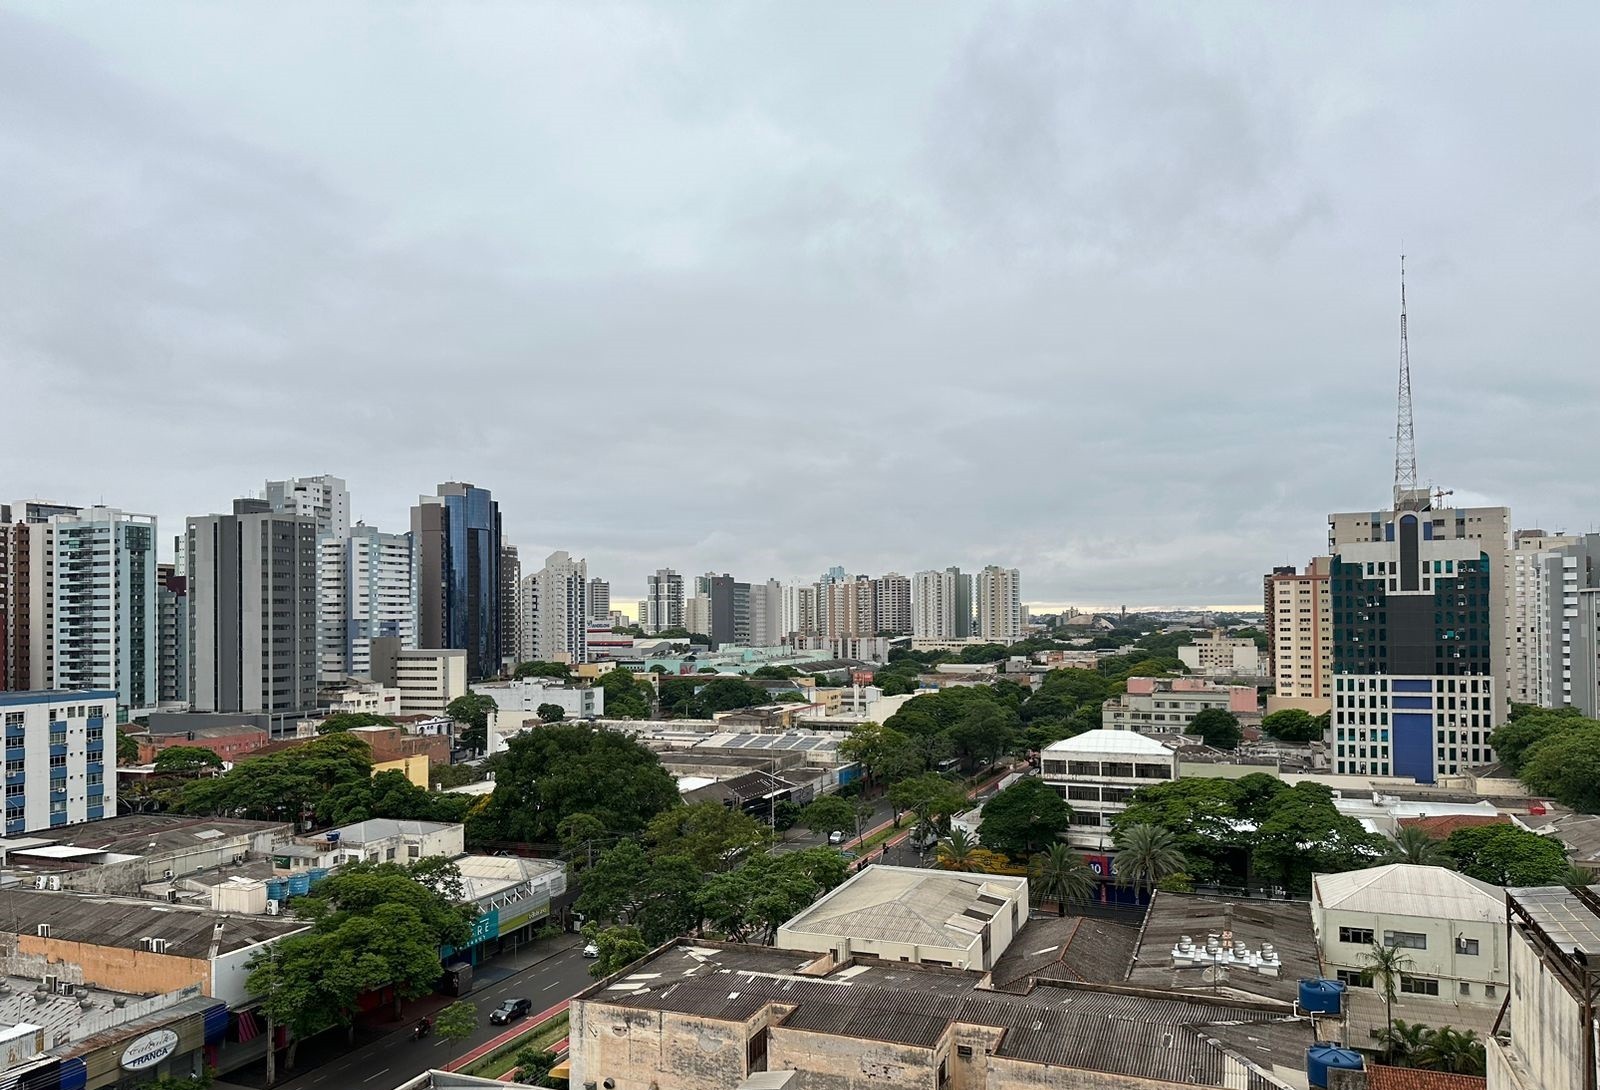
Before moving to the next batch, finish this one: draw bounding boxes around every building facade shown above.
[264,474,350,538]
[643,568,684,634]
[1040,729,1174,849]
[1177,630,1264,676]
[317,525,416,684]
[187,499,318,715]
[521,550,589,664]
[370,640,467,717]
[874,572,912,636]
[587,577,610,623]
[1488,884,1600,1090]
[1328,503,1508,782]
[1102,676,1258,733]
[976,565,1021,644]
[156,564,188,705]
[2,689,115,834]
[748,579,785,647]
[1265,558,1332,711]
[411,482,502,680]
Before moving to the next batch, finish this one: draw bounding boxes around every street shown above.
[216,936,595,1090]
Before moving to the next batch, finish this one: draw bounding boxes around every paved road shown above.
[219,937,595,1090]
[772,796,896,854]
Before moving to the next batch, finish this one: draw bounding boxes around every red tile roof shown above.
[1367,1066,1487,1090]
[1396,814,1510,840]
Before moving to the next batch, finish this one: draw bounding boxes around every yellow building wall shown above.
[374,754,430,788]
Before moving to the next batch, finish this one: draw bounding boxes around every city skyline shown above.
[3,5,1595,607]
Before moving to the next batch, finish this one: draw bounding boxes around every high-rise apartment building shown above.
[317,525,416,683]
[703,574,750,648]
[265,475,350,538]
[157,563,188,705]
[521,551,589,664]
[683,593,711,638]
[874,572,912,636]
[2,690,115,834]
[912,569,955,640]
[187,499,318,715]
[748,579,785,646]
[976,565,1022,644]
[499,542,521,674]
[1264,558,1331,710]
[950,566,974,638]
[822,577,876,639]
[587,578,610,624]
[781,582,820,639]
[644,568,684,634]
[11,508,159,720]
[411,482,502,680]
[1509,531,1577,707]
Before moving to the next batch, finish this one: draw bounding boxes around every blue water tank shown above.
[1297,978,1346,1015]
[1306,1044,1363,1089]
[287,872,311,896]
[307,867,329,886]
[266,878,288,901]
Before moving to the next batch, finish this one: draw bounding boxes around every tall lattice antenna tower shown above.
[1394,254,1421,510]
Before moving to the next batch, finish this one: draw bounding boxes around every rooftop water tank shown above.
[1306,1044,1363,1089]
[1298,978,1346,1015]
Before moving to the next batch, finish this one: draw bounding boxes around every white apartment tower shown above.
[976,565,1022,644]
[644,568,684,634]
[874,573,912,636]
[522,551,589,664]
[1265,558,1332,709]
[265,475,350,539]
[587,577,611,623]
[748,579,785,646]
[317,525,417,683]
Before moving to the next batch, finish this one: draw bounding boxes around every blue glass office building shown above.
[412,483,502,680]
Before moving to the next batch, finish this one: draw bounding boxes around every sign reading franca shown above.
[120,1028,180,1071]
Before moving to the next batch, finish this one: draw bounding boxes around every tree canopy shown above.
[152,746,224,774]
[316,711,395,735]
[1186,708,1242,750]
[176,733,375,821]
[513,661,572,680]
[597,667,651,719]
[837,722,923,786]
[644,803,773,871]
[976,777,1072,860]
[445,693,497,753]
[1259,709,1324,743]
[884,686,1022,771]
[1443,824,1572,885]
[315,769,472,827]
[467,724,679,843]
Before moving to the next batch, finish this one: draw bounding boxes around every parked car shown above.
[828,830,844,845]
[582,941,600,958]
[488,997,533,1025]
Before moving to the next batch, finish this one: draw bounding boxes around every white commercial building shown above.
[520,550,588,664]
[1040,730,1175,849]
[264,474,350,538]
[775,865,1028,972]
[975,565,1021,645]
[2,690,116,835]
[317,525,416,684]
[370,640,468,717]
[1178,630,1264,676]
[1312,863,1508,1039]
[479,679,604,750]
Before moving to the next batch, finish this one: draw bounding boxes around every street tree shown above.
[445,693,497,753]
[1259,709,1323,743]
[1186,708,1241,750]
[799,796,855,838]
[644,803,773,872]
[316,711,395,734]
[433,1000,477,1046]
[152,746,224,774]
[976,777,1072,860]
[837,722,923,787]
[587,925,650,978]
[1443,824,1572,885]
[536,703,566,723]
[1113,824,1187,898]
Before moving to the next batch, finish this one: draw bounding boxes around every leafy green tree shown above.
[1259,709,1322,743]
[1362,942,1414,1049]
[1386,825,1450,867]
[877,672,917,696]
[445,693,497,753]
[116,727,140,766]
[597,667,651,718]
[947,702,1020,768]
[1112,777,1254,886]
[837,722,923,786]
[800,795,856,837]
[556,812,609,868]
[574,841,651,925]
[772,800,801,831]
[576,845,702,945]
[1492,706,1588,772]
[1519,722,1600,812]
[315,769,472,827]
[588,925,650,977]
[976,777,1072,860]
[644,803,773,872]
[513,660,572,680]
[153,746,224,774]
[434,1000,477,1046]
[468,724,679,843]
[536,703,567,723]
[887,773,968,833]
[694,678,770,713]
[1114,824,1187,898]
[1030,843,1095,916]
[177,733,374,821]
[316,711,395,734]
[1443,824,1572,885]
[513,1048,558,1085]
[1250,782,1389,893]
[751,665,802,679]
[300,861,474,953]
[1186,708,1242,750]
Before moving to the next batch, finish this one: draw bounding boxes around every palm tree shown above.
[1415,1025,1486,1075]
[1385,825,1450,867]
[1361,942,1414,1047]
[1113,824,1187,898]
[936,828,981,872]
[1561,864,1595,890]
[1030,843,1096,916]
[1376,1018,1430,1067]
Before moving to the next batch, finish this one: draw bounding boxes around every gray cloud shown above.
[1,2,1596,609]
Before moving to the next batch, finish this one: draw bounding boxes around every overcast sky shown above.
[2,4,1595,610]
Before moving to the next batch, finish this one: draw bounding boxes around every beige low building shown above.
[1488,884,1600,1090]
[774,866,1027,972]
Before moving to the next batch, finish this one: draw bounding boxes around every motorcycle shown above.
[411,1019,431,1041]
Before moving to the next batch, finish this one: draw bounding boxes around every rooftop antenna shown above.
[1394,254,1423,511]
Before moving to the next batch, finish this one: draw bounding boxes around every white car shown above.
[582,941,600,958]
[828,830,844,845]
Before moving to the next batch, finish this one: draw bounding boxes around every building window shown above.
[1400,976,1440,996]
[1335,969,1373,988]
[1485,984,1496,999]
[1459,982,1471,996]
[1338,927,1375,945]
[957,1046,974,1059]
[1455,937,1479,955]
[1385,931,1427,950]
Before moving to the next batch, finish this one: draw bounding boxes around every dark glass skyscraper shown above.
[412,482,502,680]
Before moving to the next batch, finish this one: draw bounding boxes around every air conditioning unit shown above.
[36,925,51,939]
[166,889,179,903]
[58,982,74,997]
[46,877,60,892]
[265,900,280,916]
[33,877,46,890]
[43,974,56,993]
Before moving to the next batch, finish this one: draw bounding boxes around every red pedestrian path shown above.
[443,1000,568,1073]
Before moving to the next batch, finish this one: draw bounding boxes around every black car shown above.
[488,997,533,1025]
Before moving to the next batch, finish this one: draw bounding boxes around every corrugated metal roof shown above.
[1314,864,1504,923]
